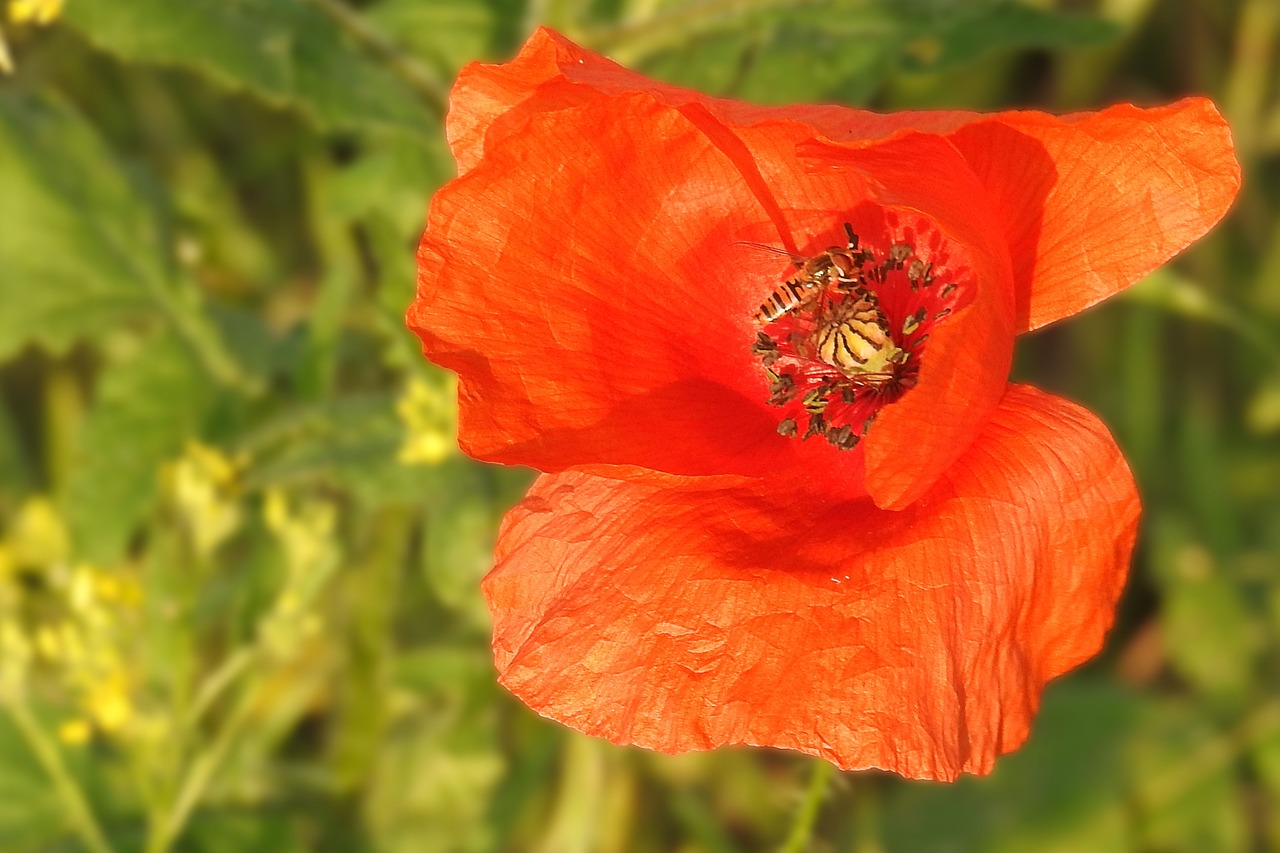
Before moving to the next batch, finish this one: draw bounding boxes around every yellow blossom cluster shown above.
[260,488,340,658]
[0,0,64,72]
[9,0,63,25]
[163,440,244,558]
[0,498,144,744]
[396,373,458,466]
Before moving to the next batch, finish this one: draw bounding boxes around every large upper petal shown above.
[449,30,1239,334]
[446,27,971,177]
[946,99,1240,331]
[484,384,1138,781]
[413,90,868,479]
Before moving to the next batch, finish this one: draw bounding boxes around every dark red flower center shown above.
[750,222,965,450]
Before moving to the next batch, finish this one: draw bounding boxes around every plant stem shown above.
[577,0,823,62]
[149,281,262,396]
[305,0,447,117]
[147,687,256,853]
[7,700,115,853]
[779,759,833,853]
[182,648,255,730]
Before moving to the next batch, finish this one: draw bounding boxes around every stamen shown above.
[748,219,968,449]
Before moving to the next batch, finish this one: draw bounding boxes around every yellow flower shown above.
[164,441,244,557]
[6,497,70,568]
[58,718,91,745]
[396,374,457,466]
[264,489,338,577]
[85,670,133,732]
[9,0,64,25]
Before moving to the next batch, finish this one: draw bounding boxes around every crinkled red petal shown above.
[947,99,1241,331]
[446,27,977,175]
[485,384,1138,781]
[414,91,879,479]
[449,31,1239,336]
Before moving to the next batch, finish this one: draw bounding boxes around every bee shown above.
[750,224,867,324]
[813,287,905,385]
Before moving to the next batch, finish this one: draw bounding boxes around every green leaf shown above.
[366,0,498,75]
[1128,701,1249,853]
[0,93,165,360]
[64,333,215,562]
[421,481,495,628]
[0,713,66,850]
[364,647,504,853]
[63,0,437,136]
[179,811,313,853]
[881,681,1138,853]
[329,130,452,243]
[1251,709,1280,851]
[901,2,1120,73]
[1148,531,1260,705]
[735,24,899,104]
[240,393,441,507]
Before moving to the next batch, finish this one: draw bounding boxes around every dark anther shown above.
[907,258,926,287]
[768,373,798,405]
[827,423,858,450]
[777,418,798,437]
[887,243,913,267]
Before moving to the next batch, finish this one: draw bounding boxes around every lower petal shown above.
[484,384,1138,781]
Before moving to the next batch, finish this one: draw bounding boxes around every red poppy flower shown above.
[408,28,1240,780]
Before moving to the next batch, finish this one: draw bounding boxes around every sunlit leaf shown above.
[366,0,499,74]
[0,92,165,359]
[1129,701,1249,853]
[421,483,494,628]
[64,333,215,562]
[882,682,1136,853]
[1148,529,1260,705]
[364,647,505,853]
[0,714,66,850]
[63,0,437,136]
[901,2,1119,72]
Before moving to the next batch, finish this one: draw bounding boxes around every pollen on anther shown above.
[748,218,969,452]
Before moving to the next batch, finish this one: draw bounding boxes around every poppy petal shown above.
[947,98,1241,331]
[451,32,1238,338]
[447,27,976,176]
[484,384,1138,781]
[414,91,867,478]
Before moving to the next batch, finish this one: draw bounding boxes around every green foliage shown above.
[631,0,1117,103]
[0,0,1277,851]
[0,713,66,849]
[62,0,438,136]
[64,334,215,562]
[0,92,165,359]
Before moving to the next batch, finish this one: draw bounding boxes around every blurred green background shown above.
[0,0,1277,850]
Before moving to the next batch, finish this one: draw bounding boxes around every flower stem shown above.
[7,700,115,853]
[779,758,833,853]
